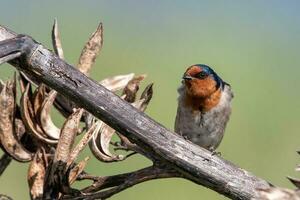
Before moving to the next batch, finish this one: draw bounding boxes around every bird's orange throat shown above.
[184,88,222,112]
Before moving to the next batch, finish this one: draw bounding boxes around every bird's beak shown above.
[182,74,193,80]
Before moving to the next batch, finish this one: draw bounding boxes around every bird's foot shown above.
[211,150,221,157]
[182,135,189,140]
[179,132,189,140]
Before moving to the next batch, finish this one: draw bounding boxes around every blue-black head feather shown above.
[193,64,225,90]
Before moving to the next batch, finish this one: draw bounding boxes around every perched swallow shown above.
[175,64,233,151]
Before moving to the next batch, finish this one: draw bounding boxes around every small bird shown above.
[175,64,233,151]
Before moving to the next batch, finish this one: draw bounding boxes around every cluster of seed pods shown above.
[0,19,153,199]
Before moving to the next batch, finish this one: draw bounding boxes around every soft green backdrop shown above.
[1,1,300,199]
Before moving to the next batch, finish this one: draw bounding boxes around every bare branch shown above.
[0,26,271,200]
[66,165,181,199]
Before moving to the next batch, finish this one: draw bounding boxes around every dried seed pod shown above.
[89,121,124,162]
[68,157,89,185]
[54,108,84,164]
[78,23,103,76]
[15,104,37,152]
[138,83,153,111]
[14,118,26,140]
[123,83,154,115]
[52,18,64,59]
[32,84,47,117]
[44,109,84,199]
[100,73,134,92]
[39,90,61,140]
[20,84,57,144]
[18,72,31,94]
[0,78,32,162]
[67,122,98,168]
[98,122,118,158]
[28,149,46,200]
[90,80,153,162]
[122,75,146,103]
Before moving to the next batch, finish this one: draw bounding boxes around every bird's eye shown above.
[196,71,208,79]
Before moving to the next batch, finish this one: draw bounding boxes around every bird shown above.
[175,64,233,152]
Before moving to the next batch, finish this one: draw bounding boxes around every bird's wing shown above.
[174,103,182,134]
[224,82,234,99]
[174,85,185,134]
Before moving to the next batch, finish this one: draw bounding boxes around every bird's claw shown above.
[211,150,221,156]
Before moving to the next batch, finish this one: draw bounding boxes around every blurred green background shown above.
[1,0,300,199]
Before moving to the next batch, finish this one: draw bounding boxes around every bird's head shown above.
[182,64,223,98]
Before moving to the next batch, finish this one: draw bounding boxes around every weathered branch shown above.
[68,165,181,199]
[0,24,271,199]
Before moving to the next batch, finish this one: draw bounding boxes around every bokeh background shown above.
[1,1,300,199]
